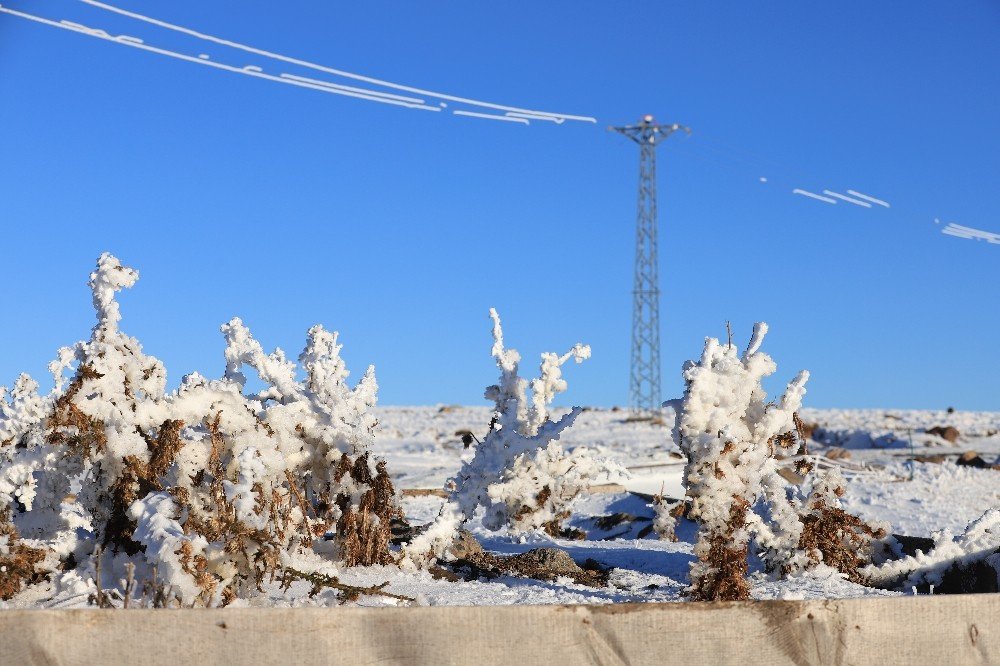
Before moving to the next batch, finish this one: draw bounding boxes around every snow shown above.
[363,404,999,605]
[401,309,617,566]
[5,398,1000,607]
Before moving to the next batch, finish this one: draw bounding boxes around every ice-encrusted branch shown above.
[402,309,614,568]
[89,252,139,338]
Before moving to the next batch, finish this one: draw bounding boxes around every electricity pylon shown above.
[611,115,689,412]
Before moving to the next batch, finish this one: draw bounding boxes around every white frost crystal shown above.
[863,509,1000,590]
[674,323,810,595]
[0,254,398,605]
[403,309,617,567]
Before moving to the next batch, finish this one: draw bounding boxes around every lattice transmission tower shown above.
[611,115,689,412]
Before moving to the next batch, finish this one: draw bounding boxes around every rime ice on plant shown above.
[863,509,1000,592]
[0,253,402,605]
[794,467,887,583]
[671,323,891,600]
[671,323,810,600]
[403,309,618,566]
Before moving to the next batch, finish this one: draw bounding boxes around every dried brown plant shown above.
[0,507,46,600]
[688,497,752,601]
[334,453,401,567]
[797,480,886,583]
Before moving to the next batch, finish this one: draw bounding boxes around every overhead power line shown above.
[76,0,596,125]
[0,3,595,125]
[0,6,441,111]
[1,4,993,247]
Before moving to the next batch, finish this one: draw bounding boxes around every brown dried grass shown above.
[0,507,46,600]
[689,497,752,602]
[797,485,886,583]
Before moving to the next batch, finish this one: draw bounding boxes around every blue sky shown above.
[1,1,998,409]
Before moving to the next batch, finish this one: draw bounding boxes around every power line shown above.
[680,132,999,248]
[0,3,596,125]
[0,6,441,111]
[2,4,992,247]
[77,0,597,125]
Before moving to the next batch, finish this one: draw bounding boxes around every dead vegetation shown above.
[0,507,46,600]
[689,499,752,602]
[684,407,885,601]
[279,568,415,603]
[333,454,401,567]
[448,547,610,588]
[795,478,886,583]
[0,254,412,607]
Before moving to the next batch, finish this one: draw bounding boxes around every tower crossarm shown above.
[610,115,690,146]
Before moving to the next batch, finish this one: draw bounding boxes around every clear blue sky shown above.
[1,1,998,410]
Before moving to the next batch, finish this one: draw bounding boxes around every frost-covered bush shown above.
[795,468,886,583]
[864,509,1000,592]
[0,254,401,605]
[403,309,618,566]
[669,323,809,600]
[648,486,682,542]
[669,323,886,600]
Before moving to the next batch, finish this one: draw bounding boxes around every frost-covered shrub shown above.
[0,253,402,605]
[403,309,617,566]
[863,509,1000,593]
[670,323,887,600]
[669,323,809,600]
[795,468,886,583]
[649,490,681,542]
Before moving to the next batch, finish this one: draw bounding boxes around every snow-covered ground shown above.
[8,406,1000,608]
[360,406,998,605]
[375,405,1000,536]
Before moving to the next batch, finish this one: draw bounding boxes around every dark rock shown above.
[934,557,1000,594]
[448,529,484,560]
[926,426,960,443]
[892,534,936,557]
[447,546,609,587]
[824,447,851,461]
[389,517,417,545]
[594,513,640,530]
[956,451,988,468]
[507,548,585,578]
[913,455,946,464]
[428,566,461,582]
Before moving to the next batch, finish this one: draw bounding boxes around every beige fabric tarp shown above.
[1,594,996,665]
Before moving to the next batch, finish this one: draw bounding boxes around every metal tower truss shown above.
[611,115,689,412]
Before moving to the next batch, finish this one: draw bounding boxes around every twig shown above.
[280,568,414,603]
[123,562,135,609]
[91,546,114,608]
